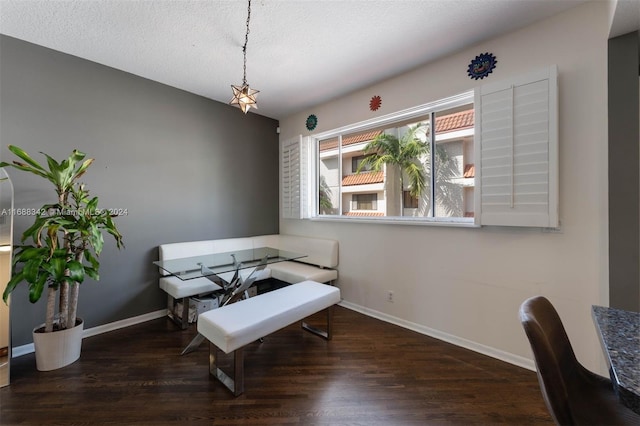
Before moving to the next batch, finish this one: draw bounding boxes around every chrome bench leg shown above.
[166,295,190,330]
[301,305,334,340]
[210,343,245,396]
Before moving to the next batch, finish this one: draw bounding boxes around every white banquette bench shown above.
[198,280,341,395]
[158,234,339,328]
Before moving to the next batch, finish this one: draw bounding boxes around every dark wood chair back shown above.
[519,296,640,425]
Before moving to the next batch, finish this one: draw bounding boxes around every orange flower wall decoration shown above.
[369,95,382,111]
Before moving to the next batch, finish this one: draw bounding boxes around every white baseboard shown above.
[338,301,535,372]
[11,344,34,359]
[12,309,167,359]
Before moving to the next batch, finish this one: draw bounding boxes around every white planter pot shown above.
[32,318,83,371]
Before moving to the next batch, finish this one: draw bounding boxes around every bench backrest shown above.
[276,234,338,269]
[158,237,253,276]
[158,240,216,276]
[158,234,338,275]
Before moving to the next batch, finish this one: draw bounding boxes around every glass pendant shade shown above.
[230,83,259,114]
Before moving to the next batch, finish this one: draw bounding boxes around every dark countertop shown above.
[592,305,640,415]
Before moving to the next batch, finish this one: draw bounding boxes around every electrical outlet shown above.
[387,290,394,303]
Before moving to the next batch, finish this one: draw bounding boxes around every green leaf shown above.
[43,151,77,192]
[13,246,46,263]
[84,267,99,281]
[67,260,85,283]
[41,152,60,172]
[70,149,87,164]
[28,274,49,303]
[42,257,67,283]
[86,196,99,213]
[0,160,51,180]
[89,222,104,255]
[22,257,43,283]
[6,145,46,171]
[72,158,94,182]
[84,250,100,270]
[3,271,24,303]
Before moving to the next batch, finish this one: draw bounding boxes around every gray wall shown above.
[608,30,640,311]
[0,35,280,346]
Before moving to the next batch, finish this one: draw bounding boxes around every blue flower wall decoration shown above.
[467,53,497,80]
[306,114,318,131]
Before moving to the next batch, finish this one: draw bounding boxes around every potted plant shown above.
[0,145,123,371]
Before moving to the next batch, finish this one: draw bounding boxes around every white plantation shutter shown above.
[474,66,558,227]
[281,135,309,219]
[300,136,309,218]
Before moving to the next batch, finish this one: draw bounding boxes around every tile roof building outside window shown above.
[318,107,474,218]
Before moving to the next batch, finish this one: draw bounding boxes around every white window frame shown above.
[310,92,476,226]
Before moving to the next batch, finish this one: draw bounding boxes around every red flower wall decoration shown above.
[369,95,382,111]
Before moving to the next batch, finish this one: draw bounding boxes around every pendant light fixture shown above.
[229,0,259,114]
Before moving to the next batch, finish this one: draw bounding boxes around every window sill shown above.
[309,215,480,228]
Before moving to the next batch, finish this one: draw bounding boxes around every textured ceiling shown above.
[0,0,605,119]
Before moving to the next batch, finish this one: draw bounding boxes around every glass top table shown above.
[154,247,307,281]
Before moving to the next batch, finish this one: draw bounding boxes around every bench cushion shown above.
[268,261,338,284]
[159,276,222,299]
[197,280,340,354]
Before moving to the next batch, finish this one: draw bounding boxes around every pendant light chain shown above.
[229,0,259,114]
[242,0,251,86]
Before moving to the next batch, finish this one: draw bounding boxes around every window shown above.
[283,65,558,227]
[316,93,475,221]
[352,193,377,210]
[352,155,373,173]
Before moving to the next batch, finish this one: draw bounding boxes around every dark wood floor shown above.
[0,306,552,425]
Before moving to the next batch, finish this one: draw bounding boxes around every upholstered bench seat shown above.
[197,280,341,395]
[159,276,221,299]
[268,261,338,285]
